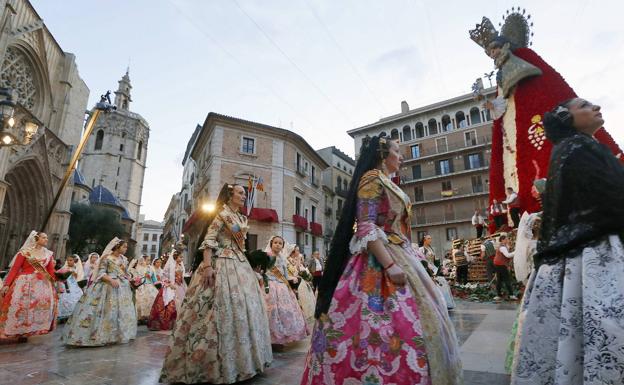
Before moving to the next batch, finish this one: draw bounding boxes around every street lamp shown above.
[0,87,40,146]
[202,202,216,213]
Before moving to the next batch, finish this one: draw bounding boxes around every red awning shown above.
[182,210,204,233]
[310,222,323,236]
[248,207,279,223]
[292,214,308,230]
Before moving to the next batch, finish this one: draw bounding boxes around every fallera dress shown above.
[0,247,57,339]
[147,258,183,331]
[57,266,84,320]
[160,204,272,384]
[62,254,137,346]
[300,170,463,385]
[264,252,308,344]
[130,260,158,321]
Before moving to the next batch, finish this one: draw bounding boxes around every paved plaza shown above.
[0,300,517,385]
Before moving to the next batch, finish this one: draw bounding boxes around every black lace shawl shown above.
[534,133,624,267]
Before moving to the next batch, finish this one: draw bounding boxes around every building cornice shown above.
[348,87,496,137]
[191,112,330,169]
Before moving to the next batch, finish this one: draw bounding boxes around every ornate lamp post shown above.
[0,87,40,146]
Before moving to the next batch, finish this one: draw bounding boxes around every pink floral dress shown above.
[300,170,463,385]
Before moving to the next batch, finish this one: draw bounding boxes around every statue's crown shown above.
[470,8,534,50]
[469,17,499,50]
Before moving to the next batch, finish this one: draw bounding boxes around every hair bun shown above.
[544,109,576,144]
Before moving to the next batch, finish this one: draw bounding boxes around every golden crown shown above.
[469,17,499,50]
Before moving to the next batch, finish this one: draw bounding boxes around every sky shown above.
[31,0,624,221]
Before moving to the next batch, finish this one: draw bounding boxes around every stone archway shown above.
[0,158,50,268]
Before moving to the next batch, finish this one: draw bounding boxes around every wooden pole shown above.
[42,108,102,232]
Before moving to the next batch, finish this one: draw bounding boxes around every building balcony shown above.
[414,187,489,204]
[292,214,308,230]
[335,187,348,198]
[412,209,476,227]
[402,162,490,185]
[310,222,323,236]
[404,136,491,163]
[296,164,307,177]
[311,177,320,187]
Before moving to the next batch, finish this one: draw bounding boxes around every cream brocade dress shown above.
[160,205,272,384]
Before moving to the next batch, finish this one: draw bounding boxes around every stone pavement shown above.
[0,300,518,385]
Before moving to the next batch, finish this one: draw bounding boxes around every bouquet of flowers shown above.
[154,281,163,290]
[299,269,313,282]
[54,269,72,281]
[129,276,145,290]
[246,249,272,293]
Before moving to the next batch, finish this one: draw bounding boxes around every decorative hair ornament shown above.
[554,106,573,126]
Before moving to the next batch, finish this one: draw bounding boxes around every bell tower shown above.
[114,68,132,111]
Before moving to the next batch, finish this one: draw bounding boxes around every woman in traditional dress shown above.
[63,238,137,346]
[511,99,624,384]
[160,183,272,384]
[57,255,84,320]
[0,231,58,340]
[301,135,462,385]
[264,236,308,345]
[147,253,178,331]
[169,251,187,313]
[419,234,456,310]
[152,257,163,282]
[286,243,316,331]
[82,252,99,284]
[129,255,158,322]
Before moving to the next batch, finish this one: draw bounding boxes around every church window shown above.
[117,167,120,176]
[115,182,118,190]
[120,143,124,152]
[137,141,143,160]
[94,130,104,150]
[122,132,127,139]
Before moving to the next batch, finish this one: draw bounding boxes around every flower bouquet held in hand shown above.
[299,269,313,283]
[246,249,272,293]
[129,275,146,290]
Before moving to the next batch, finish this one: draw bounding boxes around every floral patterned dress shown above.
[0,248,57,339]
[300,170,463,385]
[62,255,137,346]
[265,253,308,344]
[130,262,158,321]
[160,204,272,384]
[57,268,83,320]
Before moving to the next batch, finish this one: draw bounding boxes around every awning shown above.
[247,207,279,223]
[292,214,308,230]
[182,210,204,233]
[310,222,323,236]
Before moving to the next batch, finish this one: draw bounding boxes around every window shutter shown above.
[435,161,441,175]
[449,159,454,173]
[463,155,470,170]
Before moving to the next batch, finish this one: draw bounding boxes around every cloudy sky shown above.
[32,0,624,221]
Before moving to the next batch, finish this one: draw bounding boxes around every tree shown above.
[68,203,125,256]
